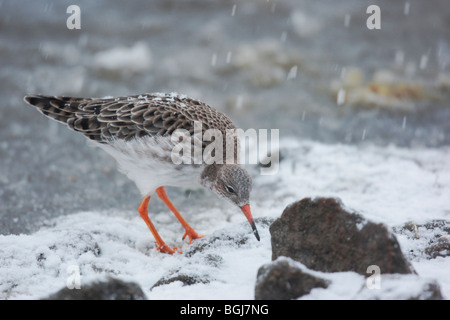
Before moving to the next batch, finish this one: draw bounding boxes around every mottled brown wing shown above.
[23,93,237,145]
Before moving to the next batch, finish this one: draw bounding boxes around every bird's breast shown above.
[97,136,205,195]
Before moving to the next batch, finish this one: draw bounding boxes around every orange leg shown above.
[138,195,180,254]
[155,186,204,244]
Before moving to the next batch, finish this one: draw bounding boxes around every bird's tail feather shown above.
[23,94,105,142]
[23,95,83,124]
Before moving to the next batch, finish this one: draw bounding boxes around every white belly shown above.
[96,136,205,196]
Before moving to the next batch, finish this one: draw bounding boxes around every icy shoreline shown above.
[1,139,449,300]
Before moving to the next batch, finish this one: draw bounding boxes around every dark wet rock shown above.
[394,219,450,259]
[270,197,413,275]
[151,254,224,290]
[36,232,101,269]
[44,277,146,300]
[255,257,328,300]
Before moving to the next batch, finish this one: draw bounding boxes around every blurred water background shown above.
[0,0,449,234]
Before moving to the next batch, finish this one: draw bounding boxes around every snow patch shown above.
[91,42,152,75]
[1,139,449,299]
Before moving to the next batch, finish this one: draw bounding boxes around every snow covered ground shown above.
[1,139,449,300]
[1,0,449,301]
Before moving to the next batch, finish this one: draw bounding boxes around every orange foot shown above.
[182,228,204,244]
[157,243,182,254]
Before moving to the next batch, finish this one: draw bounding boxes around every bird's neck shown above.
[200,164,221,189]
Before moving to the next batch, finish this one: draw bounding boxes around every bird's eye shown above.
[225,185,235,194]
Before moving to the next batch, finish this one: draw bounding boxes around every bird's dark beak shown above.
[240,204,260,241]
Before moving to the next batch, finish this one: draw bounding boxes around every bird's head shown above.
[201,164,259,241]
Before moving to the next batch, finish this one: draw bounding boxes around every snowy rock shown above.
[255,257,328,300]
[185,217,274,257]
[255,258,443,300]
[394,220,450,260]
[152,272,211,289]
[44,277,146,300]
[355,274,443,300]
[270,197,413,275]
[425,241,450,260]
